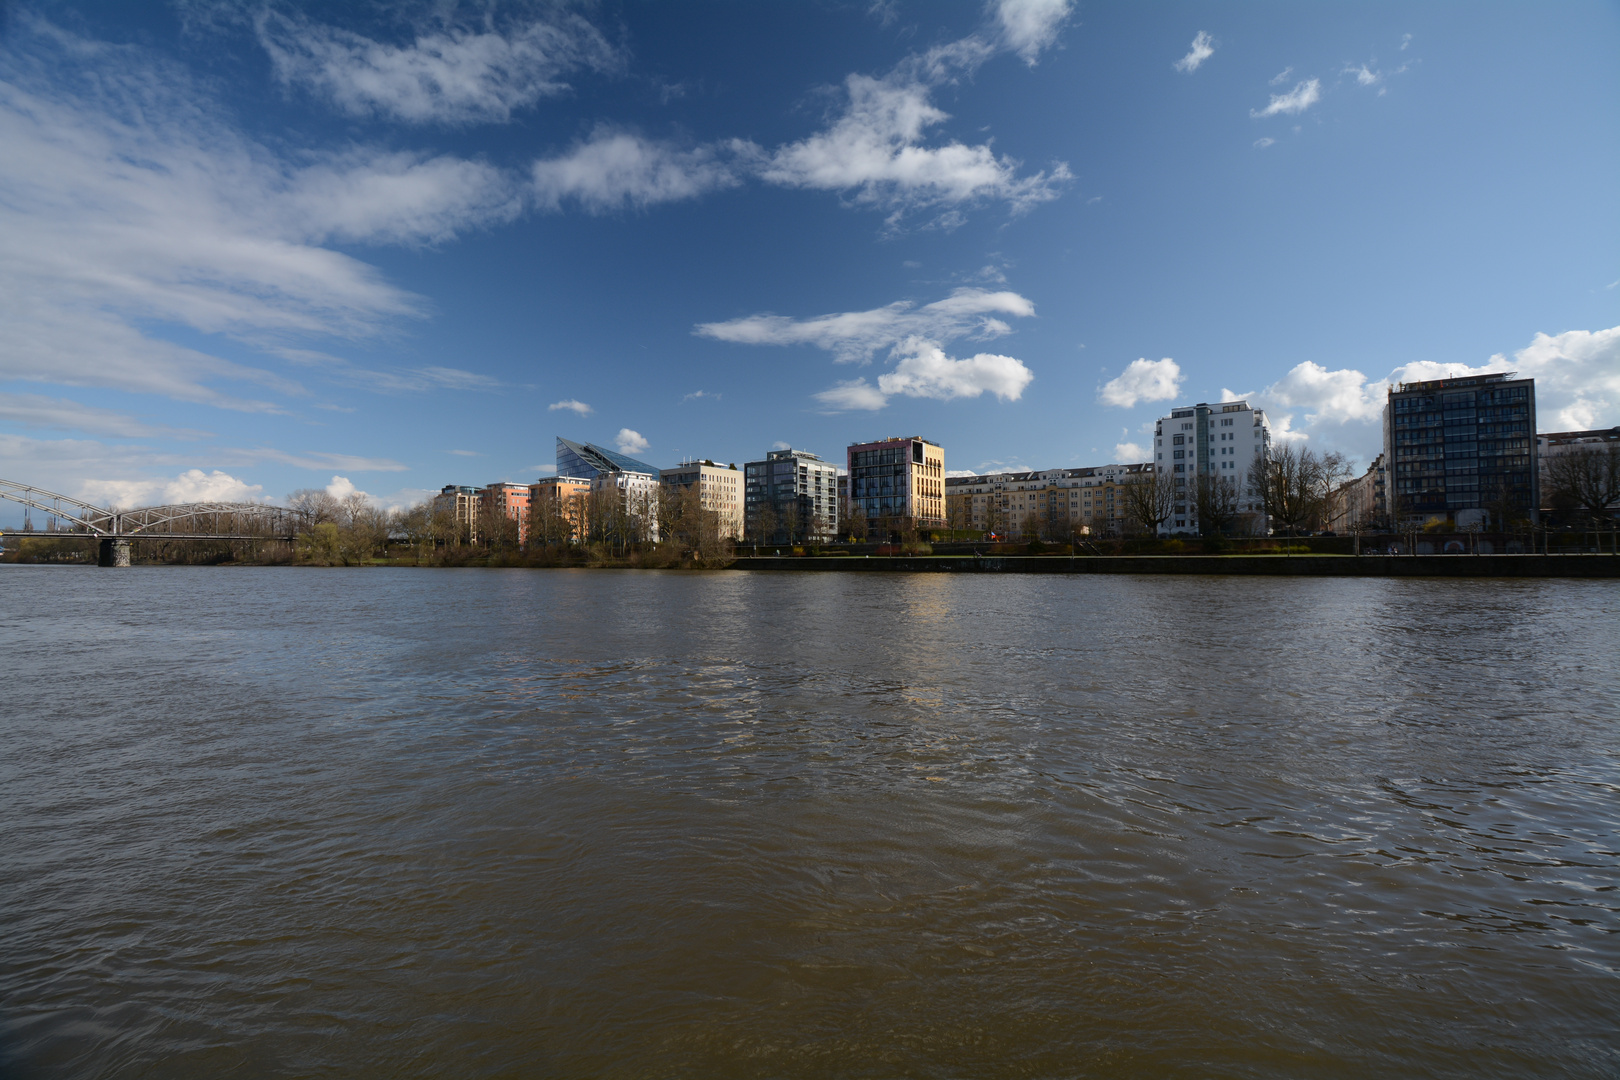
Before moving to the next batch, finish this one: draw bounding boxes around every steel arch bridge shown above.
[0,479,304,565]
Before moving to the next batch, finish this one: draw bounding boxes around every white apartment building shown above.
[946,462,1149,539]
[591,469,660,543]
[1154,400,1272,535]
[661,459,745,539]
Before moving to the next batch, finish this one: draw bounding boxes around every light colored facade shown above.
[432,484,483,541]
[1537,426,1619,518]
[480,482,531,544]
[846,436,945,529]
[528,476,592,543]
[591,469,660,543]
[744,448,839,542]
[946,463,1146,539]
[1325,454,1388,534]
[1154,400,1271,535]
[661,460,745,539]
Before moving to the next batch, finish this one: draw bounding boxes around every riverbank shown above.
[730,553,1620,577]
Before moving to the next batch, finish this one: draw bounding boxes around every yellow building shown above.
[527,476,592,543]
[661,460,745,539]
[846,436,945,527]
[946,463,1149,539]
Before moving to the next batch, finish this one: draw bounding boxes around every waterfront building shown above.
[480,482,531,545]
[1537,426,1620,522]
[1325,454,1388,534]
[555,436,661,480]
[661,460,745,539]
[744,448,840,543]
[1383,372,1537,528]
[591,470,660,544]
[1153,400,1272,535]
[432,484,483,542]
[946,463,1147,539]
[846,436,945,531]
[528,476,592,543]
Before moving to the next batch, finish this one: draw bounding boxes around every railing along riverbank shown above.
[729,553,1620,577]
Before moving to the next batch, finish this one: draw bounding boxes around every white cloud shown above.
[1113,441,1148,462]
[1346,63,1380,87]
[759,68,1070,221]
[996,0,1072,65]
[813,380,890,412]
[1098,358,1183,407]
[548,399,593,415]
[1270,67,1294,86]
[615,428,649,455]
[696,287,1035,364]
[0,393,210,439]
[1174,32,1215,74]
[1252,79,1322,118]
[532,128,748,213]
[80,468,265,509]
[1400,34,1413,51]
[682,390,720,402]
[255,8,619,125]
[1245,324,1620,455]
[0,18,522,413]
[325,475,365,500]
[448,449,480,457]
[1254,137,1275,149]
[771,440,793,450]
[814,336,1033,412]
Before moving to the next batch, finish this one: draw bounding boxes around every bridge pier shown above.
[97,538,131,567]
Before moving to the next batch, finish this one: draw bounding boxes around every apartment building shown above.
[945,463,1147,539]
[528,476,592,543]
[432,484,483,541]
[846,436,945,529]
[1325,454,1388,534]
[1153,399,1272,535]
[1383,372,1536,528]
[1537,426,1619,520]
[661,459,745,539]
[744,448,840,542]
[480,482,531,544]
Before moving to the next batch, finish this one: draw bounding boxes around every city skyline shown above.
[1,1,1616,516]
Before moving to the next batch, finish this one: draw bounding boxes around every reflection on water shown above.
[2,567,1618,1078]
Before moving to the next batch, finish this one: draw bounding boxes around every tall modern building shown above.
[1383,372,1537,528]
[1153,400,1271,534]
[846,436,945,529]
[661,460,745,539]
[432,485,483,541]
[556,437,660,479]
[744,448,839,542]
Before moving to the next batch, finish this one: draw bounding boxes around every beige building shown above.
[528,476,592,543]
[432,485,483,541]
[661,460,745,539]
[946,463,1147,539]
[847,436,945,528]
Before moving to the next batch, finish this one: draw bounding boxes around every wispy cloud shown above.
[996,0,1073,65]
[682,390,720,402]
[1251,79,1322,118]
[0,393,212,439]
[448,449,480,457]
[254,7,621,125]
[696,287,1035,364]
[1174,32,1215,74]
[1254,137,1276,149]
[0,17,523,414]
[1269,66,1294,86]
[548,398,593,415]
[1098,358,1183,407]
[531,128,749,213]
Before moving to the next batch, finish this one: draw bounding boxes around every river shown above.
[2,567,1617,1077]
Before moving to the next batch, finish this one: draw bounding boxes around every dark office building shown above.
[1383,372,1537,527]
[743,448,840,543]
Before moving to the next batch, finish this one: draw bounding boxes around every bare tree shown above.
[1194,473,1240,536]
[841,501,868,542]
[1248,445,1353,534]
[1119,468,1174,536]
[1546,444,1620,525]
[287,488,342,525]
[752,500,778,546]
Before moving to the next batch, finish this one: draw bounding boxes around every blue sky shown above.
[2,0,1616,512]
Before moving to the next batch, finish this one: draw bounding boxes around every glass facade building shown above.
[556,437,660,479]
[1383,372,1537,527]
[846,436,945,527]
[743,449,839,543]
